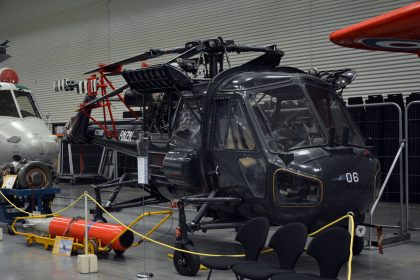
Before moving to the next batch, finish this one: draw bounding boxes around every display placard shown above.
[52,236,74,256]
[2,175,17,189]
[137,156,149,184]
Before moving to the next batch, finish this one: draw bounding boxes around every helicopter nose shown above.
[316,154,380,221]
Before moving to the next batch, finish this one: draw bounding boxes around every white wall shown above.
[0,0,419,123]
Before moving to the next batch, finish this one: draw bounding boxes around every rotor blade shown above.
[0,40,10,47]
[0,54,10,63]
[78,83,129,110]
[168,44,206,64]
[84,47,188,74]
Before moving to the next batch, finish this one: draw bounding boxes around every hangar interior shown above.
[0,0,420,279]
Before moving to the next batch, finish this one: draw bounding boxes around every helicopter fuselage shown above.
[0,83,58,166]
[81,65,380,228]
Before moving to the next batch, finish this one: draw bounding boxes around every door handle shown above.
[208,165,220,176]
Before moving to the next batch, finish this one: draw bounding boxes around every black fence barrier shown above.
[406,101,420,229]
[347,103,403,203]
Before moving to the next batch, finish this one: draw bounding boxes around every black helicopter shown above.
[65,38,380,275]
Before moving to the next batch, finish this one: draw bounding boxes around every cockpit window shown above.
[0,90,20,117]
[213,99,256,151]
[173,101,201,145]
[14,90,41,118]
[250,85,327,152]
[219,72,292,91]
[306,85,364,146]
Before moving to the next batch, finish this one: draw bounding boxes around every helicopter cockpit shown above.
[0,81,58,168]
[218,71,365,153]
[0,85,41,119]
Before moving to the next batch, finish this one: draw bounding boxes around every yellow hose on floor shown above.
[2,190,354,279]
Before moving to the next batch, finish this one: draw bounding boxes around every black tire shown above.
[93,216,107,223]
[7,224,14,235]
[17,161,52,189]
[53,177,60,184]
[87,239,98,255]
[353,235,364,255]
[114,249,125,256]
[173,244,200,276]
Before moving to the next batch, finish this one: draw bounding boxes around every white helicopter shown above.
[0,64,58,189]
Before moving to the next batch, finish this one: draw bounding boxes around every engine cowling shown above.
[162,148,200,188]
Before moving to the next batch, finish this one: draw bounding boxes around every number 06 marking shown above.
[346,172,359,183]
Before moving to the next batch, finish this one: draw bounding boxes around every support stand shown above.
[136,136,153,279]
[367,141,410,250]
[77,192,98,274]
[91,173,163,222]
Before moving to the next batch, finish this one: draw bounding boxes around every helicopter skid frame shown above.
[90,173,164,222]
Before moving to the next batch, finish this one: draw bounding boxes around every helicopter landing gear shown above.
[173,192,242,276]
[173,243,200,276]
[353,235,365,255]
[174,200,200,276]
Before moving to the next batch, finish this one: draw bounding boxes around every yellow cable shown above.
[0,190,32,215]
[1,189,354,277]
[347,214,354,280]
[0,189,85,218]
[85,193,252,257]
[86,191,355,274]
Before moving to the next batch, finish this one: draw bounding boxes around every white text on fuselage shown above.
[119,130,134,142]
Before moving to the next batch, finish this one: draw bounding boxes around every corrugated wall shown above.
[0,0,419,124]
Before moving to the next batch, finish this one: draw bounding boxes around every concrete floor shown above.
[1,183,420,280]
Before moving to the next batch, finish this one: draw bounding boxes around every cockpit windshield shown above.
[0,90,41,119]
[0,90,20,117]
[14,90,41,118]
[249,83,364,152]
[250,85,327,152]
[306,84,364,147]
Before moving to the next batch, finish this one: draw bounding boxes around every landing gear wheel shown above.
[93,216,107,223]
[353,236,365,255]
[53,177,60,184]
[87,240,98,255]
[7,224,14,235]
[114,249,125,256]
[173,244,200,276]
[17,162,52,189]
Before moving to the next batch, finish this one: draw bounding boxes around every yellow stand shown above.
[10,210,173,255]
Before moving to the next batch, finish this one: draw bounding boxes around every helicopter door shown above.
[210,98,267,198]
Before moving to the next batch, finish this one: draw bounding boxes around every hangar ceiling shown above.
[0,0,418,123]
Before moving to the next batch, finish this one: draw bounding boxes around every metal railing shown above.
[405,100,420,230]
[348,103,406,245]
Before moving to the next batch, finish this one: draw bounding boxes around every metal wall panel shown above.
[0,0,418,124]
